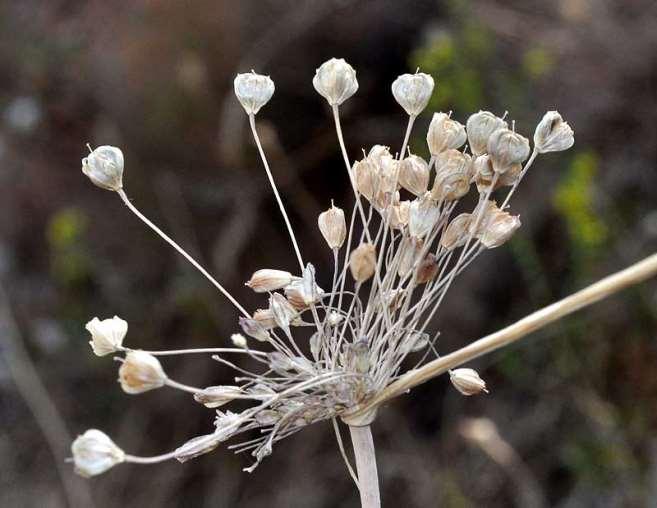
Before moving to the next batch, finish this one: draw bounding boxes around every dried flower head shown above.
[82,145,124,191]
[399,154,430,197]
[313,58,358,106]
[234,72,275,115]
[71,430,125,477]
[86,316,127,356]
[534,110,574,153]
[391,72,434,116]
[449,368,489,396]
[466,110,508,156]
[118,351,167,394]
[431,150,473,201]
[318,204,347,250]
[427,113,467,155]
[487,128,530,173]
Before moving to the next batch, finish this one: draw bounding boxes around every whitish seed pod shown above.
[368,144,392,166]
[390,200,411,229]
[252,308,277,329]
[234,72,275,115]
[246,269,294,293]
[194,385,243,408]
[269,293,298,334]
[409,192,441,238]
[378,155,400,194]
[427,113,467,155]
[327,311,344,326]
[384,288,405,311]
[441,213,472,250]
[284,280,324,310]
[239,316,270,341]
[466,111,508,156]
[534,110,574,153]
[449,368,489,396]
[402,331,430,354]
[349,243,377,283]
[267,351,296,373]
[399,154,430,196]
[71,429,125,477]
[479,210,521,248]
[255,410,281,426]
[85,315,127,356]
[346,339,370,374]
[318,204,346,249]
[301,263,321,305]
[175,434,220,463]
[118,351,166,394]
[353,158,377,201]
[397,237,424,277]
[231,333,247,348]
[391,72,435,116]
[431,150,473,201]
[416,253,439,284]
[82,145,124,191]
[487,128,530,173]
[469,200,499,237]
[473,155,521,193]
[312,58,358,106]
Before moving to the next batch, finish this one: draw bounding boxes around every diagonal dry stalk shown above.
[344,251,657,422]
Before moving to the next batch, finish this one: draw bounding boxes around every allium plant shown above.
[70,58,574,506]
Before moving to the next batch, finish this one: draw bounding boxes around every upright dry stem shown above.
[349,425,381,508]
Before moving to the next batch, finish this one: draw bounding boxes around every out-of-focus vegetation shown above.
[1,1,657,507]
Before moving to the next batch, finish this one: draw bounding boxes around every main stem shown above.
[349,425,381,508]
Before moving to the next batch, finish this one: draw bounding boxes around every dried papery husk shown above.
[431,149,473,201]
[487,128,530,174]
[399,154,430,197]
[353,158,377,201]
[397,237,424,277]
[409,192,441,238]
[466,111,508,156]
[349,243,377,283]
[416,253,439,284]
[473,155,522,193]
[246,269,294,293]
[390,200,411,230]
[479,210,521,248]
[427,113,467,155]
[441,213,472,250]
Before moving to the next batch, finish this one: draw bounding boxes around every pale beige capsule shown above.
[82,145,124,191]
[253,308,277,329]
[466,111,507,156]
[391,72,435,116]
[194,385,243,408]
[399,154,430,196]
[431,149,473,201]
[534,110,574,153]
[85,315,127,356]
[409,193,440,238]
[479,211,521,248]
[246,269,293,293]
[427,113,467,155]
[441,213,472,250]
[71,429,125,477]
[284,280,324,310]
[175,434,220,463]
[449,368,489,395]
[118,351,166,394]
[473,155,521,193]
[487,128,530,173]
[349,243,377,283]
[390,200,411,229]
[318,204,346,249]
[234,72,275,115]
[397,237,424,277]
[312,58,358,106]
[353,158,377,201]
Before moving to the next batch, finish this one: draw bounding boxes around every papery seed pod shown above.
[399,154,430,196]
[234,72,275,115]
[246,269,293,293]
[487,128,530,173]
[318,204,346,249]
[118,351,166,394]
[390,200,411,229]
[310,332,322,360]
[427,113,467,155]
[441,213,472,250]
[384,288,405,310]
[267,352,296,373]
[349,243,377,283]
[479,211,521,248]
[534,110,574,153]
[397,237,424,277]
[431,149,473,201]
[346,339,370,374]
[449,368,489,396]
[409,193,441,238]
[367,144,392,166]
[353,158,377,200]
[82,145,124,191]
[301,263,320,305]
[175,434,220,463]
[469,200,499,237]
[239,316,271,341]
[403,331,430,353]
[372,189,397,213]
[269,293,297,334]
[71,429,125,477]
[373,152,399,194]
[194,386,243,408]
[417,253,439,284]
[284,281,322,310]
[255,410,280,426]
[473,155,522,193]
[466,111,508,156]
[252,308,277,329]
[231,333,247,348]
[312,58,358,106]
[214,410,242,432]
[85,315,127,356]
[327,311,344,326]
[391,72,435,116]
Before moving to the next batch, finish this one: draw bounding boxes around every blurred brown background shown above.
[1,0,657,506]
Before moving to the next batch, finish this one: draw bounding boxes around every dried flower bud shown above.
[473,155,522,193]
[441,213,472,250]
[231,333,247,348]
[399,155,430,196]
[284,279,324,310]
[431,149,473,201]
[403,331,430,354]
[312,58,358,106]
[118,351,166,394]
[269,292,298,333]
[318,204,346,249]
[487,128,530,173]
[534,110,574,153]
[175,434,220,463]
[417,253,439,284]
[479,210,521,248]
[349,243,377,283]
[353,158,377,200]
[409,193,440,238]
[267,351,296,373]
[391,72,435,116]
[239,316,270,341]
[466,111,508,156]
[246,269,294,293]
[233,72,275,115]
[252,308,277,329]
[194,385,243,408]
[427,113,467,155]
[390,200,411,229]
[71,430,124,477]
[81,145,124,191]
[85,315,127,356]
[449,368,489,396]
[368,144,392,164]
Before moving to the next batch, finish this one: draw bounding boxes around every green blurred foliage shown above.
[47,207,91,286]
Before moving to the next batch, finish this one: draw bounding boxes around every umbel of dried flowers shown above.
[70,57,573,501]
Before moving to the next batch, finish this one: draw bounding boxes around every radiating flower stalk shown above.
[71,60,575,507]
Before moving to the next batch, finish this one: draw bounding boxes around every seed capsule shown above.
[466,111,507,156]
[194,385,243,408]
[312,58,358,106]
[82,145,124,191]
[71,429,125,477]
[441,213,472,250]
[427,113,466,155]
[479,210,521,248]
[449,368,489,396]
[118,351,167,394]
[534,110,574,153]
[416,253,439,284]
[353,158,377,201]
[85,315,127,356]
[409,193,440,238]
[349,243,377,283]
[391,72,435,116]
[487,128,530,173]
[246,269,294,293]
[399,154,430,196]
[234,72,275,115]
[473,155,521,193]
[318,204,347,249]
[431,149,473,201]
[231,333,247,348]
